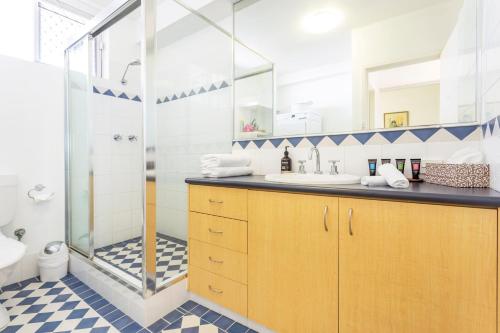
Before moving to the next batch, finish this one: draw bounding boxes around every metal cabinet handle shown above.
[208,285,223,294]
[208,199,224,204]
[323,205,329,232]
[208,228,223,234]
[348,208,353,236]
[208,256,224,264]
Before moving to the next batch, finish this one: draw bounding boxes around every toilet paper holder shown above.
[27,184,55,202]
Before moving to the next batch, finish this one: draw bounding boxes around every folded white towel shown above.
[447,147,484,164]
[201,154,251,168]
[361,176,388,187]
[378,163,409,189]
[202,166,253,178]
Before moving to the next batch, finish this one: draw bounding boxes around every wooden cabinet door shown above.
[339,198,497,333]
[248,191,339,333]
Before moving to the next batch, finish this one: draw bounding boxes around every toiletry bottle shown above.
[368,159,377,176]
[410,158,422,180]
[281,146,292,173]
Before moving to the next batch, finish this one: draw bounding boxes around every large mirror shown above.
[233,0,478,140]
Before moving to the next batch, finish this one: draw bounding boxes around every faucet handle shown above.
[328,160,340,175]
[298,160,307,174]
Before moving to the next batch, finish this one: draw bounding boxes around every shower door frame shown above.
[65,0,236,298]
[64,0,160,298]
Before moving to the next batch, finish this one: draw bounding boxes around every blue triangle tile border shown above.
[328,134,348,145]
[444,125,477,140]
[410,128,440,142]
[488,118,496,135]
[269,138,285,148]
[233,124,480,150]
[92,79,231,105]
[306,136,324,147]
[379,130,405,143]
[352,132,375,145]
[481,115,500,138]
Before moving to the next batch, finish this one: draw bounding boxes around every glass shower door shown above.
[65,36,91,255]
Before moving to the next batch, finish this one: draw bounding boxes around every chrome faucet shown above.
[328,160,340,175]
[309,146,322,174]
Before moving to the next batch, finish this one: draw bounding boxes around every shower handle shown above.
[113,134,122,141]
[128,135,138,142]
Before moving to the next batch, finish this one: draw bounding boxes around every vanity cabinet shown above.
[188,185,248,316]
[187,185,499,333]
[338,198,497,333]
[248,191,339,333]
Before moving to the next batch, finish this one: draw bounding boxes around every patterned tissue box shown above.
[423,162,490,188]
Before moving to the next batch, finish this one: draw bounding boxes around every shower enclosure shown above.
[65,0,234,297]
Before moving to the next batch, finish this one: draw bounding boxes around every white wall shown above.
[481,0,500,192]
[275,63,353,136]
[0,55,65,284]
[352,1,463,130]
[372,84,440,128]
[0,1,35,61]
[440,0,477,124]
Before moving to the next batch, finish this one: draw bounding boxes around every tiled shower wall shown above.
[156,84,232,241]
[481,0,500,191]
[92,82,143,248]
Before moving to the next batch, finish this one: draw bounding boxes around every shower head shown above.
[120,59,141,85]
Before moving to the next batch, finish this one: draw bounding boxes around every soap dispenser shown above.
[281,146,292,173]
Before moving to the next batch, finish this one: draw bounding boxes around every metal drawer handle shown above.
[348,208,353,236]
[208,228,224,234]
[208,285,223,294]
[208,199,224,204]
[209,256,224,264]
[323,205,329,232]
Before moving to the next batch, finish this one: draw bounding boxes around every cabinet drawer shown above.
[189,239,247,284]
[189,265,247,316]
[189,185,247,220]
[189,212,247,253]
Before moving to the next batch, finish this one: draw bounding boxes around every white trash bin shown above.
[39,241,69,282]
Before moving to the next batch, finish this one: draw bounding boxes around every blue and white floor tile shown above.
[1,275,256,333]
[95,234,188,285]
[148,300,257,333]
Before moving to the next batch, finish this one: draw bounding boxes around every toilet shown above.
[0,175,26,329]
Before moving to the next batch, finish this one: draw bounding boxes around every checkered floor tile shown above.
[95,234,188,285]
[1,276,257,333]
[148,300,257,333]
[0,275,142,333]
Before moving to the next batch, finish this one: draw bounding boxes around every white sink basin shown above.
[265,173,361,185]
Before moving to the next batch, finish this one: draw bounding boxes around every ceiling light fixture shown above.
[302,9,345,34]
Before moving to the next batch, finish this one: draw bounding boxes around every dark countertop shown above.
[185,175,500,208]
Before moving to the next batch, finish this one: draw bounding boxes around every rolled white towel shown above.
[202,166,253,178]
[361,176,388,187]
[201,154,251,168]
[378,163,409,189]
[447,147,484,164]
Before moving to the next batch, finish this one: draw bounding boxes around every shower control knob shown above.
[113,134,122,141]
[128,135,138,143]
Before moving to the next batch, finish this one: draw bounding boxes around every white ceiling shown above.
[235,0,463,75]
